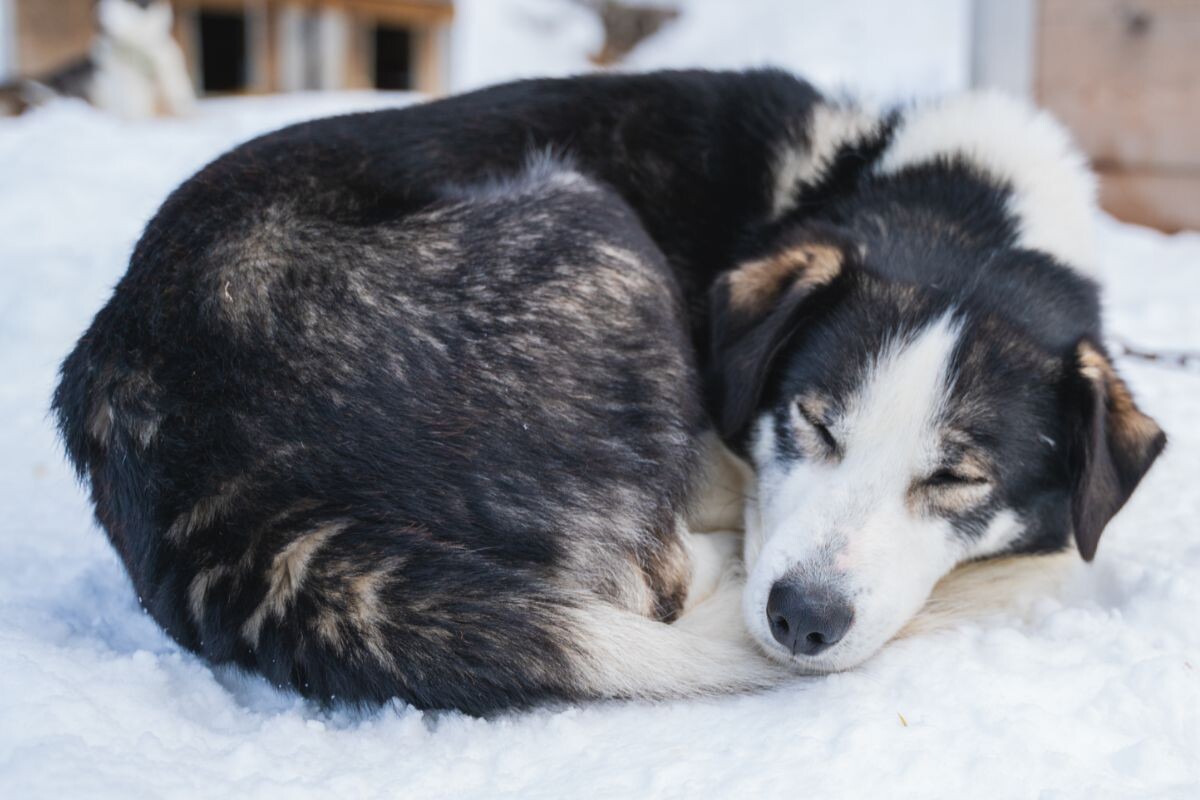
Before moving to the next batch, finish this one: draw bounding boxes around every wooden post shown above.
[1036,0,1200,231]
[13,0,94,75]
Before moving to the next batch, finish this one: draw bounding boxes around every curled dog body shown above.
[54,72,1163,712]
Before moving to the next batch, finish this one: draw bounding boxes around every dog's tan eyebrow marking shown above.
[795,392,832,424]
[907,473,992,515]
[906,431,996,515]
[941,427,975,448]
[951,451,993,483]
[936,429,995,475]
[790,392,842,458]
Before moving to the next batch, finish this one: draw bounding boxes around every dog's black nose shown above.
[766,581,853,656]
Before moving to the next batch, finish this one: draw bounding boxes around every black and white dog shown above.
[54,70,1164,714]
[1,0,193,118]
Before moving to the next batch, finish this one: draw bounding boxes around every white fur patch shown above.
[686,433,753,535]
[91,0,195,119]
[877,92,1097,270]
[569,579,790,700]
[968,508,1026,561]
[97,0,174,47]
[442,151,592,203]
[682,530,741,611]
[771,103,882,219]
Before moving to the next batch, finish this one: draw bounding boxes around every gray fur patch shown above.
[242,521,347,644]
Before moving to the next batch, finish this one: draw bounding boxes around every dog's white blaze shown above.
[877,92,1096,270]
[744,313,969,669]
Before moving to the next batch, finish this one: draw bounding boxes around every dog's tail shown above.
[565,577,791,702]
[96,487,788,715]
[183,517,788,714]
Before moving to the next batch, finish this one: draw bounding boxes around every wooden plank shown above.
[343,11,372,90]
[1037,0,1200,170]
[174,0,260,12]
[14,0,93,75]
[262,2,279,91]
[1098,168,1200,233]
[413,24,446,95]
[247,1,272,93]
[328,0,453,25]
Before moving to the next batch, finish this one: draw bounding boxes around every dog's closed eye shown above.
[791,398,840,457]
[923,468,989,488]
[910,461,993,515]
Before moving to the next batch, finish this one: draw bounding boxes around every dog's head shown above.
[96,0,174,42]
[710,224,1165,671]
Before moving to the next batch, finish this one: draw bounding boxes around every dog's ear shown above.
[708,231,853,439]
[1066,339,1166,561]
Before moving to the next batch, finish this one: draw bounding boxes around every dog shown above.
[713,94,1166,669]
[1,0,194,118]
[53,70,1164,714]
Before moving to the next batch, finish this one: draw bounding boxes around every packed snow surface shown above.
[451,0,971,101]
[1,93,1197,799]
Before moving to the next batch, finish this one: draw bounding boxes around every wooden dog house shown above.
[172,0,454,95]
[0,0,453,96]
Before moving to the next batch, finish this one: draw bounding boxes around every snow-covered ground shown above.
[1,88,1198,799]
[451,0,971,101]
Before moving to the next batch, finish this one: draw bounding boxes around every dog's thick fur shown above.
[54,70,1164,714]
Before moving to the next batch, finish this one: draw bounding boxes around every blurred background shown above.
[0,0,1196,231]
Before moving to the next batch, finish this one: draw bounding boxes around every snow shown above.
[1,89,1198,800]
[451,0,971,102]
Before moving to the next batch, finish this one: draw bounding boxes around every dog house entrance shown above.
[372,25,413,90]
[198,11,248,93]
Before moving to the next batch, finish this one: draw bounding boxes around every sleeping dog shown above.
[54,70,1164,713]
